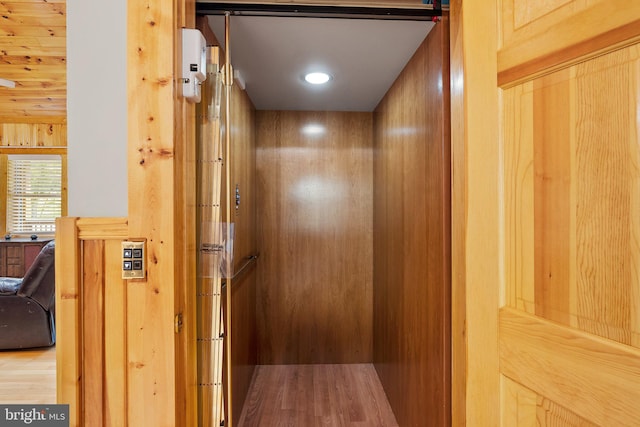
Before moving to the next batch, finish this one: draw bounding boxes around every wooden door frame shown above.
[449,0,500,424]
[183,1,472,424]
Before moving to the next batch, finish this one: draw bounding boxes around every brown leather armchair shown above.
[0,241,55,350]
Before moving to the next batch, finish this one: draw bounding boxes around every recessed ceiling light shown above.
[304,72,331,85]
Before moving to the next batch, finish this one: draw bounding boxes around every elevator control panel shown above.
[122,240,146,279]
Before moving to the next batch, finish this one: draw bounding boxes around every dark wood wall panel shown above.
[228,84,258,426]
[256,110,373,365]
[373,18,451,427]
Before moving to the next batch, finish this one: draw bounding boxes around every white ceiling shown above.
[206,15,434,112]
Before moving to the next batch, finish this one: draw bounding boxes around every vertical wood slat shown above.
[103,239,127,427]
[0,123,67,147]
[533,70,572,325]
[449,0,502,425]
[55,217,128,427]
[127,0,181,424]
[503,82,535,313]
[56,217,81,427]
[82,240,105,427]
[175,1,198,426]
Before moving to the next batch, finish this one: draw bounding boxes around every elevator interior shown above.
[196,5,451,426]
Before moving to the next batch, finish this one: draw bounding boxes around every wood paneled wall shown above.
[256,110,373,365]
[228,82,258,426]
[0,0,66,120]
[0,122,66,147]
[57,0,199,424]
[0,121,67,235]
[373,18,450,427]
[56,217,129,427]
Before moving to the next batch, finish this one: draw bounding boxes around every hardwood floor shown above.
[238,364,398,427]
[0,346,56,404]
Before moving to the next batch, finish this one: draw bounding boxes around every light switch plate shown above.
[122,240,146,279]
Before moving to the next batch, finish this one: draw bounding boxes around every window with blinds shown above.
[6,155,62,235]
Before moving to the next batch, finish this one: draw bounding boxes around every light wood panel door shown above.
[501,42,640,425]
[452,0,640,425]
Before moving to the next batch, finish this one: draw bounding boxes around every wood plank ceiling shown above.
[0,0,66,121]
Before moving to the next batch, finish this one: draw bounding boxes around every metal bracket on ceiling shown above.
[195,2,443,21]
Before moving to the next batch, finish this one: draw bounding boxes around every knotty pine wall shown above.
[373,18,451,427]
[54,0,201,426]
[56,217,129,427]
[0,121,67,235]
[256,110,374,365]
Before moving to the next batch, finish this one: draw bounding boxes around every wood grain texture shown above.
[500,375,537,426]
[0,0,66,119]
[0,123,66,147]
[500,11,640,425]
[82,240,105,427]
[503,82,535,314]
[103,239,128,427]
[228,83,258,427]
[75,218,128,240]
[574,45,640,347]
[56,218,131,427]
[127,0,184,424]
[501,375,598,427]
[373,19,451,427]
[503,43,640,346]
[238,364,398,427]
[500,307,640,426]
[533,70,572,325]
[449,0,501,425]
[55,217,81,426]
[0,347,56,404]
[498,0,640,86]
[256,110,373,365]
[83,237,130,427]
[174,2,198,426]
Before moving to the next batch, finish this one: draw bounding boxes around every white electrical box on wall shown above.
[181,28,207,103]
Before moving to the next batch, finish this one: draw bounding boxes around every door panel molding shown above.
[500,308,640,425]
[498,0,640,86]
